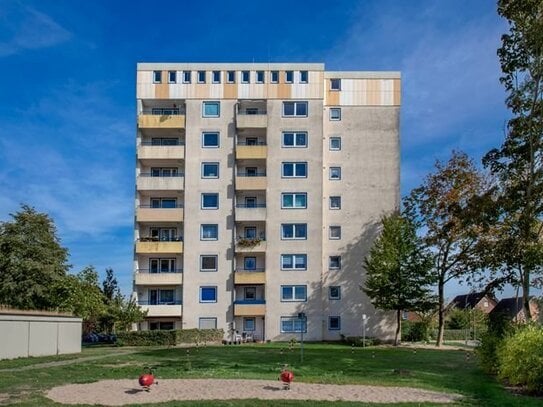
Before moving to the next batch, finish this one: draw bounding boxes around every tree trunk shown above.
[522,267,532,320]
[436,278,445,347]
[395,309,401,346]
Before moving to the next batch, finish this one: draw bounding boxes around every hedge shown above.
[116,328,224,346]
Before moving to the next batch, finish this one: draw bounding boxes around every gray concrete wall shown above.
[0,313,82,360]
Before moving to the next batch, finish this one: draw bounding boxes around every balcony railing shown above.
[234,299,266,304]
[141,141,185,146]
[235,267,265,273]
[139,204,184,209]
[138,237,183,242]
[143,108,185,115]
[235,203,266,208]
[137,269,183,274]
[139,173,184,178]
[237,142,267,146]
[237,172,266,177]
[138,300,182,305]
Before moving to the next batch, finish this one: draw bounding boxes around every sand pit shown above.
[47,378,461,405]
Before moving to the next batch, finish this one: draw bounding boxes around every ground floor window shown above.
[149,321,175,330]
[280,316,306,333]
[243,317,255,331]
[199,317,217,329]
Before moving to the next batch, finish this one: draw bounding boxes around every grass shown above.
[0,342,539,406]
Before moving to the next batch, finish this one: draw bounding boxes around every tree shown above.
[102,268,120,304]
[404,151,491,346]
[363,213,435,345]
[0,205,69,309]
[482,0,543,320]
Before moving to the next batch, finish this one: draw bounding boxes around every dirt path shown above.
[47,378,461,405]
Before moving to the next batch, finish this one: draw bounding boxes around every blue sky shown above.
[0,0,512,298]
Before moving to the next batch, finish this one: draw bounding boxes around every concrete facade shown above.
[0,311,82,360]
[133,63,400,341]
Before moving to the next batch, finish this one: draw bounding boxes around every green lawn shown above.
[0,343,539,406]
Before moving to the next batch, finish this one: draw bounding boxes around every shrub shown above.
[404,321,432,342]
[476,313,514,374]
[116,328,224,346]
[497,324,543,392]
[176,328,224,344]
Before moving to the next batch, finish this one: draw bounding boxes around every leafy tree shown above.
[0,205,69,309]
[482,0,543,320]
[102,267,120,304]
[404,151,491,346]
[363,213,435,345]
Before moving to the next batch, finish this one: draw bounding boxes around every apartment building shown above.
[133,63,400,341]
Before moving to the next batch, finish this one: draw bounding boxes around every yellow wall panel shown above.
[223,83,238,99]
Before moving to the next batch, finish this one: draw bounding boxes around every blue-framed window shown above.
[282,162,307,178]
[197,71,206,83]
[330,78,341,90]
[243,317,256,331]
[329,316,341,330]
[280,316,307,333]
[202,162,219,178]
[201,193,219,209]
[281,254,307,270]
[271,71,279,83]
[153,71,162,83]
[282,193,307,209]
[256,71,265,83]
[227,71,235,83]
[201,224,218,240]
[203,101,220,117]
[168,71,176,83]
[281,285,307,301]
[285,71,294,83]
[212,71,221,83]
[200,286,217,303]
[202,132,219,147]
[244,256,256,270]
[281,223,307,240]
[241,71,250,83]
[282,132,307,147]
[183,71,191,83]
[282,101,308,117]
[300,71,308,83]
[329,286,341,300]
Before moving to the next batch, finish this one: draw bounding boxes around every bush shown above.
[403,321,432,342]
[476,332,503,374]
[116,328,224,346]
[175,329,224,344]
[497,324,543,392]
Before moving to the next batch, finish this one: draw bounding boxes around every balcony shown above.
[236,112,267,129]
[138,301,182,317]
[235,174,266,191]
[138,144,185,161]
[234,300,266,316]
[136,239,184,254]
[138,109,185,129]
[137,174,184,191]
[236,144,267,160]
[235,237,266,253]
[136,206,184,223]
[234,270,266,285]
[235,204,266,222]
[135,270,183,285]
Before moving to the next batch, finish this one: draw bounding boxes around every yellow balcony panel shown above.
[137,207,184,223]
[135,272,183,286]
[234,302,266,317]
[236,145,267,160]
[235,206,266,222]
[138,114,185,129]
[235,176,266,190]
[138,145,185,160]
[137,176,184,191]
[139,304,182,317]
[236,114,267,129]
[234,271,266,285]
[136,241,183,254]
[235,240,266,253]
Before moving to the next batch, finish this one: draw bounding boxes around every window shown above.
[245,108,258,115]
[330,78,341,90]
[244,226,257,239]
[330,196,341,209]
[149,289,175,305]
[282,132,307,147]
[244,257,256,270]
[329,316,341,330]
[203,101,220,117]
[168,71,176,83]
[283,101,308,117]
[244,197,257,207]
[330,137,341,150]
[227,71,235,83]
[150,321,174,330]
[200,255,218,272]
[153,70,162,83]
[212,71,221,83]
[149,258,176,273]
[256,71,265,83]
[281,193,307,209]
[149,227,178,241]
[281,223,307,240]
[271,71,279,83]
[151,137,180,146]
[281,285,307,301]
[282,162,307,178]
[200,286,217,303]
[198,70,206,83]
[300,71,308,83]
[201,193,219,209]
[281,254,307,270]
[150,198,177,208]
[329,226,341,240]
[329,256,341,269]
[245,137,258,145]
[244,286,256,300]
[202,132,219,147]
[199,317,217,329]
[330,167,341,180]
[183,71,191,83]
[243,317,255,331]
[150,167,178,177]
[201,224,218,240]
[245,167,258,176]
[329,286,341,300]
[285,70,293,83]
[202,162,219,178]
[241,70,250,83]
[280,316,306,333]
[330,108,341,121]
